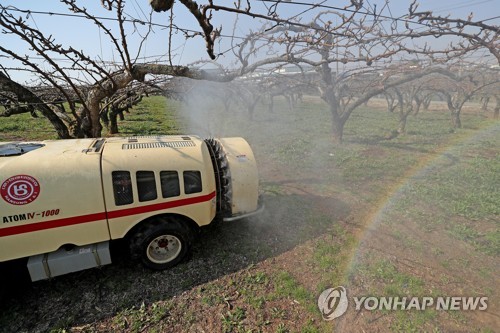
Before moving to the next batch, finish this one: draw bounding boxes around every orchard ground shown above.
[0,95,498,332]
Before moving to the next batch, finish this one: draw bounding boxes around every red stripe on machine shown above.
[106,191,216,219]
[0,212,107,237]
[0,191,216,237]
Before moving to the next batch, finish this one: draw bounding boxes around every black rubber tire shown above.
[129,217,192,270]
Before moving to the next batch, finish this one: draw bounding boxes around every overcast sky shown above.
[1,0,498,83]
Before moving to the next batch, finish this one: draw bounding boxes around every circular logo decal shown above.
[318,286,348,320]
[1,175,41,205]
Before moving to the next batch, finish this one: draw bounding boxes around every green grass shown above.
[118,97,184,135]
[221,307,247,333]
[274,271,312,304]
[366,259,426,296]
[0,111,59,141]
[422,155,500,220]
[110,301,173,333]
[382,125,500,255]
[311,224,356,292]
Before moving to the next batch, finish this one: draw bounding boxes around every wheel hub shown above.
[147,235,182,263]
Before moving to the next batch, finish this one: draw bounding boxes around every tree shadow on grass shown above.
[0,192,350,333]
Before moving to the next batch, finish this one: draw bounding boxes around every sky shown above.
[0,0,498,83]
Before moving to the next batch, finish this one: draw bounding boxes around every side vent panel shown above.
[122,141,196,150]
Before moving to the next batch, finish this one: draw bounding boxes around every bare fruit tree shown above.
[432,65,500,128]
[1,0,498,140]
[0,1,230,138]
[148,1,498,143]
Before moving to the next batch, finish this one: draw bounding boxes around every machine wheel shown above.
[130,218,192,270]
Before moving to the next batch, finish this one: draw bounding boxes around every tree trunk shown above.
[423,96,432,110]
[413,99,422,115]
[89,107,103,137]
[494,96,500,120]
[286,95,294,112]
[332,121,344,144]
[395,90,408,135]
[398,112,409,134]
[385,93,396,113]
[481,96,490,112]
[101,108,110,129]
[451,111,462,128]
[247,97,261,120]
[109,112,119,134]
[330,108,345,144]
[268,95,274,113]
